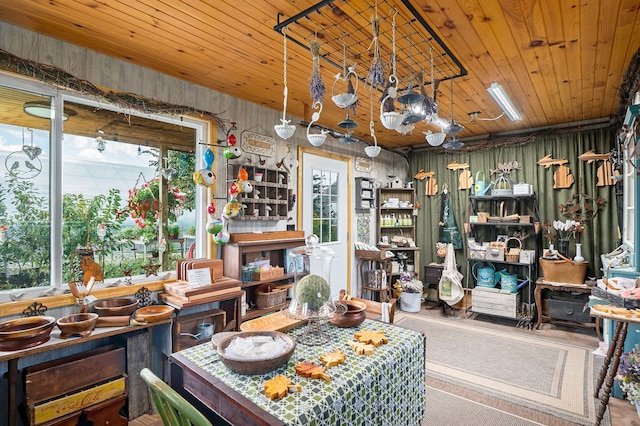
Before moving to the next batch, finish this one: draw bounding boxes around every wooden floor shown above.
[129,300,602,426]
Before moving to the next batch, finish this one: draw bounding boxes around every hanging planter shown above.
[306,101,328,147]
[274,28,296,139]
[378,10,403,130]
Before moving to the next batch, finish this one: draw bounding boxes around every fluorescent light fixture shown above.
[23,101,69,121]
[487,83,521,121]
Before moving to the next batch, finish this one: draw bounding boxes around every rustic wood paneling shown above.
[1,0,638,150]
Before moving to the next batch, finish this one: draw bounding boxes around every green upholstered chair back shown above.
[140,368,212,426]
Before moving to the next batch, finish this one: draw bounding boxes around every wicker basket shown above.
[505,237,522,263]
[539,255,588,284]
[256,287,288,309]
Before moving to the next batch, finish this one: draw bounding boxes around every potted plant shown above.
[168,223,180,240]
[616,344,640,417]
[394,272,423,312]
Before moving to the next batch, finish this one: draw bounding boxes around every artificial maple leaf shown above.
[319,349,346,369]
[354,330,388,347]
[348,340,374,355]
[264,375,299,400]
[295,361,330,382]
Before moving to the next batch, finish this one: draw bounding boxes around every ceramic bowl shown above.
[0,316,56,351]
[217,331,295,375]
[329,300,367,328]
[133,305,175,323]
[57,313,99,338]
[93,298,139,317]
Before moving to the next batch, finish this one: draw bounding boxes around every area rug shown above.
[396,312,605,425]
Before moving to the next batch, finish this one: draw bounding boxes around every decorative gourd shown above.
[295,274,330,310]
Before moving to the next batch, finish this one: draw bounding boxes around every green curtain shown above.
[410,127,618,279]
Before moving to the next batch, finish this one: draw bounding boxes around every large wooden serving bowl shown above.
[0,316,56,351]
[216,331,295,375]
[329,300,367,328]
[133,305,174,323]
[93,298,139,317]
[56,313,98,338]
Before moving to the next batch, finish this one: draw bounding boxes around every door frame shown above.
[296,145,353,295]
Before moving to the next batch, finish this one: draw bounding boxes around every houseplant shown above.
[394,272,423,312]
[616,343,640,417]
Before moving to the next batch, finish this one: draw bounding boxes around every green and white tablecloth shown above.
[178,319,425,426]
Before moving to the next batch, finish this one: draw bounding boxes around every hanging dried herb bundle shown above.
[309,40,325,104]
[366,17,385,89]
[417,70,438,117]
[380,78,396,112]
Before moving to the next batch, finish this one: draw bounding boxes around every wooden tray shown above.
[239,311,306,332]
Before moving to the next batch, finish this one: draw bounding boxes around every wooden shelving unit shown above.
[221,231,305,322]
[227,164,290,220]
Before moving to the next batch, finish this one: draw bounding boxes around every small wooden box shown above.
[472,287,520,318]
[485,247,505,261]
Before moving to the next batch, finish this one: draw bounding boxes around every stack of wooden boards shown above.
[159,258,242,308]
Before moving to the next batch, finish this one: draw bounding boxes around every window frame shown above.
[0,72,210,304]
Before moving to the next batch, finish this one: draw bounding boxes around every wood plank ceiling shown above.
[1,0,639,150]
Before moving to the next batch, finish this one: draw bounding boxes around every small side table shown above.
[534,278,601,340]
[355,250,393,303]
[590,310,640,425]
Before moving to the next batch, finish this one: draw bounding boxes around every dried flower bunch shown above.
[366,16,385,90]
[309,40,325,104]
[616,344,640,402]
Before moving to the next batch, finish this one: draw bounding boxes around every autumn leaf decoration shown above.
[348,340,375,356]
[354,330,388,347]
[320,349,346,369]
[264,376,301,400]
[295,361,331,382]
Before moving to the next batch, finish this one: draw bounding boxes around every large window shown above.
[0,76,202,300]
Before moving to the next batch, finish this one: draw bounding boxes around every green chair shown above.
[140,368,212,426]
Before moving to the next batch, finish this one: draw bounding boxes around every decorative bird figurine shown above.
[40,287,59,297]
[9,292,25,301]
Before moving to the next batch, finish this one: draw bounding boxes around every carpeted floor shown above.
[396,310,611,426]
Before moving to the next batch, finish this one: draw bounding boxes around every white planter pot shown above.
[400,292,422,313]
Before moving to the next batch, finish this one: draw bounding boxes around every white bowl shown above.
[365,145,381,157]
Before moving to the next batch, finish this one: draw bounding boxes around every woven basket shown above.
[539,254,588,284]
[505,237,522,263]
[256,287,288,309]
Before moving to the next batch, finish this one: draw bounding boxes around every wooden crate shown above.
[25,345,125,407]
[471,287,520,318]
[29,377,126,425]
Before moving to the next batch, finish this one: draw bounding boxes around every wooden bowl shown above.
[133,305,174,323]
[0,316,56,351]
[329,300,367,328]
[217,331,295,375]
[57,313,98,338]
[93,298,139,317]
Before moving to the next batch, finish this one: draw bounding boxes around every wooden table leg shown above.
[595,320,623,398]
[595,321,628,426]
[534,284,543,329]
[7,358,17,426]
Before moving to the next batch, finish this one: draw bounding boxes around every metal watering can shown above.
[473,171,486,195]
[472,262,496,288]
[494,269,518,293]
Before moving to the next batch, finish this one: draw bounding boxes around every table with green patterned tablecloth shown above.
[168,319,425,426]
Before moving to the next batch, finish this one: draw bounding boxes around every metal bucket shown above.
[472,262,496,288]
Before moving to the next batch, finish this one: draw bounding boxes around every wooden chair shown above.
[140,368,212,426]
[339,290,397,324]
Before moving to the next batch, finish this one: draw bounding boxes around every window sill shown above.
[0,280,168,317]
